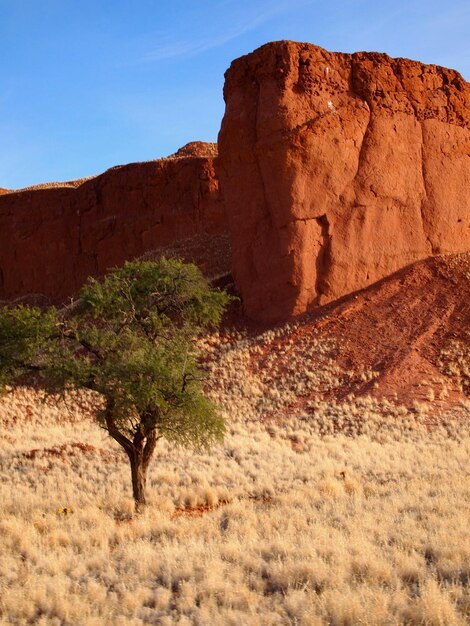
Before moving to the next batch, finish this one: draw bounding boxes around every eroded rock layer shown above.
[0,143,227,303]
[218,41,470,321]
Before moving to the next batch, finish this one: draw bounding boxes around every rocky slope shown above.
[218,41,470,321]
[210,253,470,416]
[0,142,228,303]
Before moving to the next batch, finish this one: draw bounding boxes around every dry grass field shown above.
[1,314,470,625]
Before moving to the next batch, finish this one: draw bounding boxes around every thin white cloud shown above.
[143,0,313,62]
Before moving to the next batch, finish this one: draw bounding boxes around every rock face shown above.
[218,41,470,321]
[0,143,227,303]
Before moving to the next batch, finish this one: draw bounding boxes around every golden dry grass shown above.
[1,326,469,625]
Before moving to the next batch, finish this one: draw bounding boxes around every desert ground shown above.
[1,254,470,625]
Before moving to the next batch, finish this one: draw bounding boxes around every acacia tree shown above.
[0,259,230,508]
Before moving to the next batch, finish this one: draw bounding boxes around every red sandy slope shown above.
[227,253,470,408]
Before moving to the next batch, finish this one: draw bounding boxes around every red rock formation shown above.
[218,41,470,322]
[0,143,228,303]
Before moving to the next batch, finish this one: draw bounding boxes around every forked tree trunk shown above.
[104,406,158,511]
[128,431,158,511]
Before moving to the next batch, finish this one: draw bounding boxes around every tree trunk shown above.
[104,404,159,511]
[128,431,158,510]
[129,451,147,510]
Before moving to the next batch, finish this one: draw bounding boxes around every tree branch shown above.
[104,407,134,456]
[11,358,42,372]
[50,327,105,362]
[143,430,159,469]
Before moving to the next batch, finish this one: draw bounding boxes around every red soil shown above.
[226,253,470,408]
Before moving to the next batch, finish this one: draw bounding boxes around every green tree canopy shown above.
[0,259,231,507]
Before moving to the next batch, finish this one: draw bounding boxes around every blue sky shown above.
[1,0,469,189]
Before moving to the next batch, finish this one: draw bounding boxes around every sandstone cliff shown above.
[218,41,470,322]
[0,142,228,303]
[3,43,470,317]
